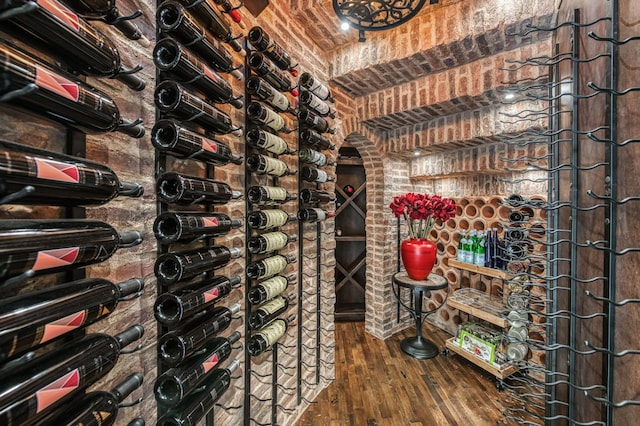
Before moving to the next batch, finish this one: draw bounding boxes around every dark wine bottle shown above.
[245,128,294,155]
[151,120,243,165]
[127,419,145,426]
[299,90,336,118]
[62,0,146,42]
[248,294,294,330]
[154,332,240,407]
[248,26,298,76]
[0,277,143,362]
[246,253,296,280]
[247,101,292,133]
[300,129,336,151]
[247,52,298,96]
[154,246,242,286]
[247,232,297,254]
[0,325,144,426]
[156,359,240,426]
[39,373,144,426]
[212,0,243,25]
[0,139,143,206]
[247,209,297,230]
[156,172,242,205]
[154,275,241,326]
[154,81,240,135]
[246,76,293,114]
[0,0,145,90]
[0,220,142,284]
[158,303,240,367]
[508,210,531,224]
[299,72,334,102]
[156,1,242,79]
[299,147,333,167]
[299,189,336,204]
[301,166,334,183]
[0,41,144,137]
[154,38,242,109]
[505,228,529,242]
[298,108,335,134]
[247,185,296,206]
[247,273,296,305]
[297,208,335,223]
[154,212,243,244]
[248,315,295,356]
[506,194,525,207]
[173,0,244,53]
[246,154,296,177]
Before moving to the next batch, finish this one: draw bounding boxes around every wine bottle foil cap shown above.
[227,358,241,373]
[232,190,243,199]
[229,275,242,286]
[229,247,243,258]
[228,330,242,344]
[229,303,241,314]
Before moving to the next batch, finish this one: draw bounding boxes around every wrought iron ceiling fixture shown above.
[333,0,439,42]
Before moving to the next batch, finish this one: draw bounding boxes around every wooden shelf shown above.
[448,258,513,280]
[445,337,518,380]
[447,288,510,328]
[335,235,366,242]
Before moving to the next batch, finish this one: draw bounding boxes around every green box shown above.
[458,329,498,365]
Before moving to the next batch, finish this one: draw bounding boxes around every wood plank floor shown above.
[296,321,511,426]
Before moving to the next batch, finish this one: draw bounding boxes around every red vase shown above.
[401,238,437,280]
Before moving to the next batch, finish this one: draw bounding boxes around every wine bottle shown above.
[301,166,334,183]
[506,228,528,242]
[247,209,296,230]
[156,359,239,426]
[62,0,146,42]
[154,81,240,135]
[0,41,144,137]
[457,230,467,262]
[247,101,292,133]
[158,304,240,367]
[154,212,243,244]
[156,1,242,80]
[154,275,241,326]
[299,147,333,167]
[299,189,335,204]
[154,246,242,286]
[246,253,296,280]
[154,332,240,407]
[300,129,336,151]
[247,185,296,206]
[154,38,243,109]
[0,325,144,426]
[506,194,525,207]
[0,0,145,90]
[299,72,334,102]
[248,315,295,356]
[151,120,243,166]
[39,373,143,426]
[297,208,335,223]
[247,26,298,76]
[247,231,297,254]
[0,139,143,206]
[248,294,294,330]
[248,273,296,305]
[245,128,294,155]
[246,154,296,177]
[0,277,143,362]
[484,230,493,268]
[156,172,242,205]
[127,419,145,426]
[298,108,335,134]
[246,76,293,114]
[212,0,243,25]
[173,0,244,54]
[0,220,142,284]
[299,90,336,118]
[247,52,298,96]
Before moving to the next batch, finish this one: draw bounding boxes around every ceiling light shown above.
[504,92,515,100]
[340,21,350,31]
[414,150,421,157]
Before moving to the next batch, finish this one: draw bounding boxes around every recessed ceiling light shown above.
[414,151,421,157]
[504,92,515,100]
[340,21,350,31]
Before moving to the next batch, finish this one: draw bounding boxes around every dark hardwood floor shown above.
[296,321,511,426]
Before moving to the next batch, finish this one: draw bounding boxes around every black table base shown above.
[401,336,440,359]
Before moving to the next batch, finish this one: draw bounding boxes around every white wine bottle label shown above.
[259,276,288,300]
[259,319,287,347]
[262,107,286,132]
[261,232,289,252]
[259,132,288,155]
[261,156,288,176]
[310,208,327,221]
[261,209,289,229]
[307,92,330,115]
[314,169,329,182]
[257,296,286,315]
[271,90,290,112]
[263,186,288,201]
[260,255,288,277]
[300,148,327,166]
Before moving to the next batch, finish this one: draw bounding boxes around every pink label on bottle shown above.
[35,158,79,183]
[39,0,80,31]
[202,217,219,227]
[203,66,220,83]
[202,139,219,153]
[202,353,219,373]
[32,247,80,271]
[203,287,220,303]
[40,311,87,344]
[35,369,80,413]
[35,66,79,101]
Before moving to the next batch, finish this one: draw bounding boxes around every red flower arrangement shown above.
[389,192,457,239]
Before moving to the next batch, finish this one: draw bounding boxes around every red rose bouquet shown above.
[389,193,457,239]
